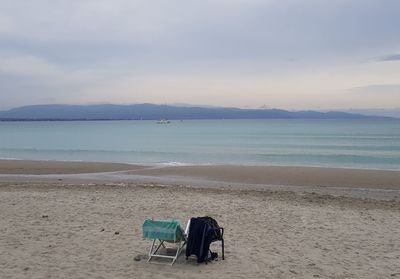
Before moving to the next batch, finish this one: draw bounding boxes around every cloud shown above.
[2,0,400,67]
[0,0,400,109]
[0,51,108,87]
[0,51,59,77]
[0,51,113,109]
[379,54,400,62]
[349,84,400,95]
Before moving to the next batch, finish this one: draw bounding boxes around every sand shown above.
[1,160,400,278]
[129,164,400,189]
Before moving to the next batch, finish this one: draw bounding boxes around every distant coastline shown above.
[0,103,395,121]
[1,118,395,122]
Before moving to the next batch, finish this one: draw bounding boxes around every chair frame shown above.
[147,238,186,265]
[212,227,225,260]
[146,221,190,266]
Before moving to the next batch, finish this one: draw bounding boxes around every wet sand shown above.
[130,164,400,190]
[1,160,400,190]
[0,160,143,174]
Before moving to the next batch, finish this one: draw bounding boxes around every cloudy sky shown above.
[0,0,399,110]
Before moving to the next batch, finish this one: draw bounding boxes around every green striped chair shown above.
[142,219,190,265]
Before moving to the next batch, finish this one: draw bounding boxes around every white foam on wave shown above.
[158,162,193,166]
[156,161,220,167]
[0,157,21,160]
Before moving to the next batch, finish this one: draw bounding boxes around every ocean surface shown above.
[0,119,399,170]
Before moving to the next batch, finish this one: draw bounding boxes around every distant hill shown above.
[340,108,400,118]
[0,104,390,121]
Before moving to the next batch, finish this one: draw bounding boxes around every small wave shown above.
[157,162,194,166]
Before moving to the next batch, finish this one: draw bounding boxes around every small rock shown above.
[115,231,119,235]
[23,267,30,271]
[42,215,48,218]
[100,228,105,232]
[134,255,141,261]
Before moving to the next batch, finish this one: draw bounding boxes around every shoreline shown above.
[0,159,145,174]
[2,158,400,172]
[1,159,400,187]
[2,158,400,173]
[1,159,400,201]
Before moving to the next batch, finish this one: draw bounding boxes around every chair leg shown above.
[171,243,180,266]
[148,239,164,263]
[147,239,156,262]
[148,239,156,255]
[221,238,225,260]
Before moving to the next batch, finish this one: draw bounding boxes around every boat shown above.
[156,119,171,124]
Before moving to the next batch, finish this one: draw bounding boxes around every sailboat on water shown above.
[156,119,171,124]
[156,104,171,124]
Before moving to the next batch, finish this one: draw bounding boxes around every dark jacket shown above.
[186,217,220,263]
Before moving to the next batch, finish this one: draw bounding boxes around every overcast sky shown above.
[0,0,399,110]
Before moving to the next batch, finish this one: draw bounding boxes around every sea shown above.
[0,119,399,170]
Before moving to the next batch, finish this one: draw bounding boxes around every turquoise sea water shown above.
[0,119,399,170]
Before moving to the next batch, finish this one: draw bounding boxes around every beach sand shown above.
[1,160,400,278]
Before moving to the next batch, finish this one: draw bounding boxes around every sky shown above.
[0,0,399,110]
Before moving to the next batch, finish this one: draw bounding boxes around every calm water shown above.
[0,119,399,170]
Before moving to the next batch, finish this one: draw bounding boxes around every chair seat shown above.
[143,219,183,242]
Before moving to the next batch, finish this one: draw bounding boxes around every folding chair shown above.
[142,219,190,265]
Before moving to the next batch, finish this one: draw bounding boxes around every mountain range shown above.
[0,104,392,121]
